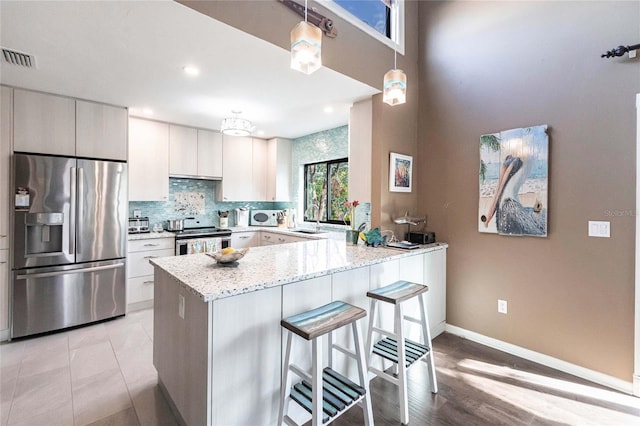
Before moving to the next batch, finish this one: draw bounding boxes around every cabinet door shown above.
[129,118,169,201]
[76,100,128,160]
[197,129,222,178]
[221,135,253,201]
[267,138,291,202]
[252,138,267,201]
[424,248,446,337]
[169,124,198,176]
[0,87,11,250]
[230,232,258,249]
[13,89,75,155]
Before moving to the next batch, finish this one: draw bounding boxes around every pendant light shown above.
[383,1,406,106]
[220,110,253,136]
[290,0,322,74]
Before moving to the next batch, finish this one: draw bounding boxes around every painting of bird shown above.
[479,125,548,237]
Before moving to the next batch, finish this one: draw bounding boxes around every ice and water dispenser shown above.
[24,212,65,256]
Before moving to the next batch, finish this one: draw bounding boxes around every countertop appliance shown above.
[174,226,232,255]
[129,217,150,234]
[407,231,436,245]
[236,208,249,227]
[12,153,128,338]
[250,209,281,227]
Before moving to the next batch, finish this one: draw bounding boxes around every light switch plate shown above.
[588,221,610,238]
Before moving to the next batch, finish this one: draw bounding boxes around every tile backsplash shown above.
[129,178,294,228]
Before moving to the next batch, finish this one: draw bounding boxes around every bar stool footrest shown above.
[372,337,430,368]
[289,367,367,424]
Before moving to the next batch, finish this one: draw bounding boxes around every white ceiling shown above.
[0,0,379,139]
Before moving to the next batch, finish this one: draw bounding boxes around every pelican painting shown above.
[479,125,548,237]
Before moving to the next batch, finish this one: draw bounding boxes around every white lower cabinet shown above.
[260,231,306,246]
[231,231,259,249]
[127,237,174,309]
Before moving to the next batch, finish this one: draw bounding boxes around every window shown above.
[324,0,404,53]
[304,158,349,225]
[334,0,390,38]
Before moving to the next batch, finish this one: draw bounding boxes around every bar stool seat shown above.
[278,301,374,426]
[366,280,438,425]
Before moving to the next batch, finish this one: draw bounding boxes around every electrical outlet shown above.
[178,294,185,319]
[498,299,508,314]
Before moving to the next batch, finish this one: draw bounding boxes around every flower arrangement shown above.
[343,200,360,230]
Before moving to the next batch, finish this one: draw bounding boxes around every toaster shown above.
[406,231,436,245]
[128,217,150,234]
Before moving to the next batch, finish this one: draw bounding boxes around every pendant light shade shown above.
[221,111,253,136]
[383,69,407,106]
[290,21,322,74]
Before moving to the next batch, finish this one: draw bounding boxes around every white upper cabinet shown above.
[13,89,127,160]
[169,126,222,179]
[197,129,222,179]
[169,124,198,176]
[252,138,267,201]
[129,118,169,201]
[13,89,75,156]
[0,87,11,250]
[266,138,292,201]
[220,135,254,201]
[76,100,128,160]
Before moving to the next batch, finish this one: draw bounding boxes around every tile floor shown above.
[0,309,178,426]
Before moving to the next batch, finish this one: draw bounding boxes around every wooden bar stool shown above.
[366,280,438,424]
[278,300,374,426]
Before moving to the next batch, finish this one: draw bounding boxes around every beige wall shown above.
[418,1,640,380]
[178,0,422,233]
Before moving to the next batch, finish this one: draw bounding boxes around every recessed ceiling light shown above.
[324,106,334,114]
[183,65,200,76]
[142,108,153,115]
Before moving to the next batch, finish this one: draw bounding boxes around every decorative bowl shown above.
[206,248,249,264]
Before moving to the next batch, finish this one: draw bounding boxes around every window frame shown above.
[321,0,405,54]
[303,157,349,226]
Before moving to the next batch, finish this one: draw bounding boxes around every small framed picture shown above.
[389,152,413,193]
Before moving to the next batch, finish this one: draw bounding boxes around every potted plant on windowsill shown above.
[343,200,360,245]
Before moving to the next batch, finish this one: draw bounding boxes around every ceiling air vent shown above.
[1,48,36,68]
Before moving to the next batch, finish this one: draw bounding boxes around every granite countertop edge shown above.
[150,242,448,303]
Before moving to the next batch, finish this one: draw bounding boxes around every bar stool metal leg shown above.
[312,338,322,426]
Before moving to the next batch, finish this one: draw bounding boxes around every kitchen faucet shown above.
[306,204,320,231]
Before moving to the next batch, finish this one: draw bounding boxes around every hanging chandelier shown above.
[220,111,253,136]
[383,1,406,106]
[290,0,322,74]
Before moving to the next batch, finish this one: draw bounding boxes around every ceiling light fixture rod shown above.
[279,0,338,38]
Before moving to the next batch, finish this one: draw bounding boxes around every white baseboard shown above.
[445,324,634,395]
[127,300,154,313]
[0,328,9,342]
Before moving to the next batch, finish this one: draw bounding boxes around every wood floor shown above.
[336,333,640,425]
[3,310,638,425]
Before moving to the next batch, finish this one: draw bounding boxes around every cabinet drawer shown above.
[128,248,174,278]
[128,238,174,253]
[127,275,155,305]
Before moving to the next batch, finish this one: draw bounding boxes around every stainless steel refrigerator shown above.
[11,153,127,338]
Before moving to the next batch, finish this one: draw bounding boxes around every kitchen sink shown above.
[291,229,327,234]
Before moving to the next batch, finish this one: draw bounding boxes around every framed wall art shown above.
[389,152,413,193]
[478,124,549,237]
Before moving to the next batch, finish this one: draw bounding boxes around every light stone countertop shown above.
[128,231,175,241]
[150,240,448,302]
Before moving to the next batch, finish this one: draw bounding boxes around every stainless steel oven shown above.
[173,227,232,255]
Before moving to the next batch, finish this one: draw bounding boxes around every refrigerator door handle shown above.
[69,167,76,255]
[77,167,84,256]
[16,262,124,280]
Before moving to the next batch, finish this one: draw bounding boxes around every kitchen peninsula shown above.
[150,239,447,425]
